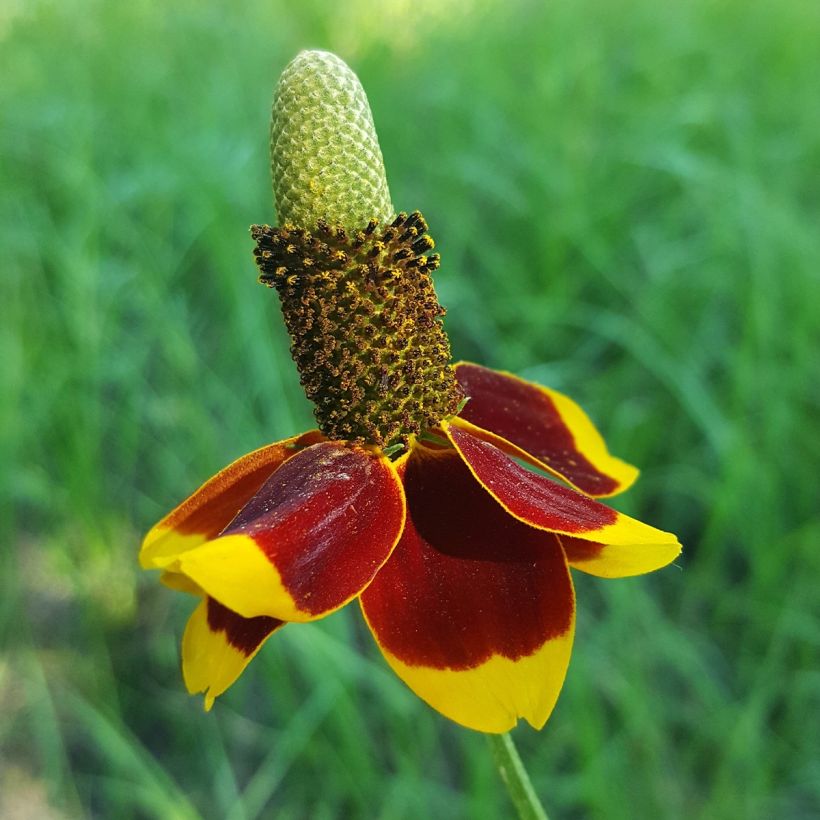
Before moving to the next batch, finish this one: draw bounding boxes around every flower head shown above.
[140,50,681,733]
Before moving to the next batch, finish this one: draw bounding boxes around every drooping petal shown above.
[159,571,203,596]
[559,535,680,577]
[182,597,283,710]
[444,422,681,563]
[140,430,325,570]
[174,442,406,622]
[454,362,638,497]
[360,445,575,733]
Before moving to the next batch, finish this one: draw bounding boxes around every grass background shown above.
[2,0,819,817]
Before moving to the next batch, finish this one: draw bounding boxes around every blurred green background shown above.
[3,0,819,817]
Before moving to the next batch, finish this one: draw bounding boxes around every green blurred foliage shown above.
[2,0,819,817]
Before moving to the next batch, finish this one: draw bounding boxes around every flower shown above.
[140,50,681,734]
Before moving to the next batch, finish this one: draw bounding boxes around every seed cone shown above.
[260,51,462,446]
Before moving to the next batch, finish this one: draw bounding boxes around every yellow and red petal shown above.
[174,442,406,622]
[182,597,283,711]
[140,430,325,570]
[444,422,681,560]
[454,362,638,497]
[360,445,575,733]
[559,534,680,577]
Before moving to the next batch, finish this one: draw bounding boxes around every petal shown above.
[559,535,680,577]
[444,421,681,560]
[175,442,406,622]
[159,570,203,595]
[140,430,325,570]
[360,445,575,733]
[182,597,283,711]
[454,362,638,497]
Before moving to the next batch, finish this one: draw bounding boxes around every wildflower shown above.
[140,50,681,733]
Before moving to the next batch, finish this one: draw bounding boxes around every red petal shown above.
[206,597,283,656]
[182,597,283,710]
[140,430,325,570]
[360,445,575,732]
[454,362,638,497]
[175,443,406,621]
[444,422,681,551]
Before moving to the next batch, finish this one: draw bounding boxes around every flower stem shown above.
[487,732,549,820]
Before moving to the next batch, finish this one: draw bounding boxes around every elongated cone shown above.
[271,50,394,229]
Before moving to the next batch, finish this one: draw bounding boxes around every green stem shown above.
[487,733,549,820]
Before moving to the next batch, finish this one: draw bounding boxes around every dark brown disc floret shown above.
[251,211,463,448]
